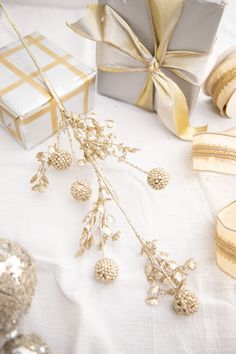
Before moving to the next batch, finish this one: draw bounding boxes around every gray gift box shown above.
[97,0,227,112]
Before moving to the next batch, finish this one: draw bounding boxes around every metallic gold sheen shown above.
[71,181,92,201]
[204,49,236,117]
[147,168,169,190]
[95,258,118,283]
[192,128,236,175]
[68,1,208,140]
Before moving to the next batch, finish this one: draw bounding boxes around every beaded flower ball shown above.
[71,181,92,201]
[95,258,118,283]
[147,168,169,190]
[50,150,72,170]
[173,288,199,316]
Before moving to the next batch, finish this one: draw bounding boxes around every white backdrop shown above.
[0,1,236,354]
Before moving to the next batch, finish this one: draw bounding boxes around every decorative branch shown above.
[1,1,198,316]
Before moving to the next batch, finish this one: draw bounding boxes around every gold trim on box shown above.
[0,33,91,109]
[0,34,44,58]
[19,76,95,129]
[0,55,51,98]
[28,35,86,79]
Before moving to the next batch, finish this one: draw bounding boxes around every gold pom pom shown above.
[173,288,199,316]
[95,258,118,283]
[0,239,37,336]
[1,334,52,354]
[71,181,92,201]
[147,168,169,190]
[50,150,72,170]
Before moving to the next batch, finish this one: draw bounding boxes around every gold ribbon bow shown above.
[68,1,208,140]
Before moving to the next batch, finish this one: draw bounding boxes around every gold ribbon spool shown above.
[204,46,236,117]
[193,47,236,278]
[68,1,208,141]
[192,128,236,278]
[192,128,236,175]
[216,201,236,278]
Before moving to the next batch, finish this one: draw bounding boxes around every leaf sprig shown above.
[76,186,120,256]
[30,152,49,193]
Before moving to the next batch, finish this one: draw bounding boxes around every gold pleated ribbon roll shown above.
[217,201,236,278]
[192,128,236,175]
[204,47,236,117]
[193,128,236,278]
[193,47,236,278]
[68,1,208,140]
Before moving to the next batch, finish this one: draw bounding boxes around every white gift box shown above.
[0,32,96,150]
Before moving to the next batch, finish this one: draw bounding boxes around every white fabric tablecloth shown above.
[0,2,236,353]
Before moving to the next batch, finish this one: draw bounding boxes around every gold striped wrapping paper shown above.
[0,32,96,150]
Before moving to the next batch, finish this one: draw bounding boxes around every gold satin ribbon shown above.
[68,1,208,140]
[193,128,236,278]
[192,127,236,279]
[204,48,236,117]
[192,47,236,278]
[216,201,236,278]
[193,71,236,278]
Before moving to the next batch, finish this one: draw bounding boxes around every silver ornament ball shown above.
[173,288,199,316]
[0,239,37,336]
[50,150,72,170]
[1,334,52,354]
[95,258,118,283]
[147,168,169,190]
[71,181,92,201]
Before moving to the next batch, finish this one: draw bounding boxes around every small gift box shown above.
[0,32,96,150]
[69,0,227,140]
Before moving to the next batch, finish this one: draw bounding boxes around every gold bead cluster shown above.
[147,168,169,190]
[173,288,199,316]
[95,258,119,283]
[71,181,92,201]
[50,150,72,170]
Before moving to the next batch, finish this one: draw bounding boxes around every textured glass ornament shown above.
[1,334,52,354]
[0,238,37,337]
